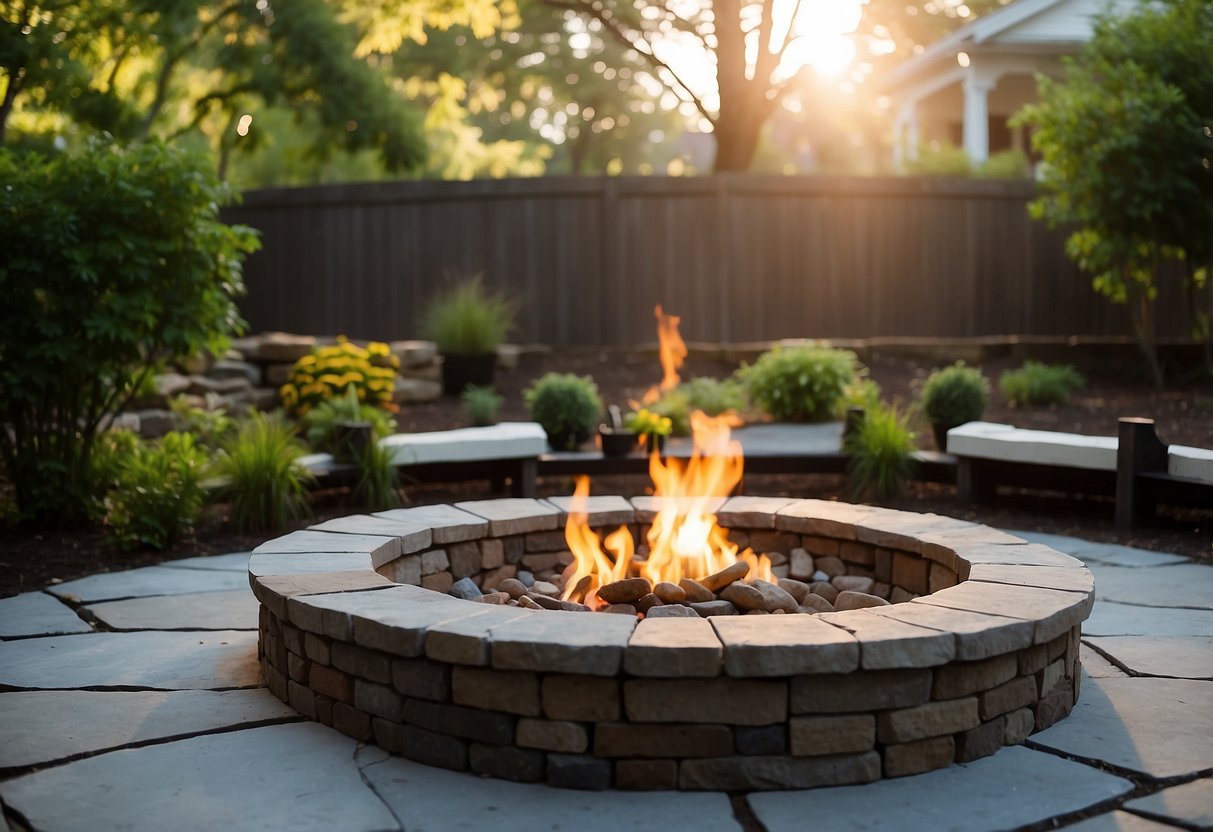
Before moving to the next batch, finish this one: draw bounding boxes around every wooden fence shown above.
[222,175,1187,346]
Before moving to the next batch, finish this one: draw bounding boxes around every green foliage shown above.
[168,397,235,450]
[213,413,314,534]
[89,429,142,519]
[280,338,398,417]
[105,432,209,551]
[302,386,398,455]
[623,408,673,439]
[1016,0,1213,384]
[837,378,883,417]
[650,377,746,436]
[0,140,257,524]
[420,275,517,355]
[999,362,1085,407]
[902,143,972,177]
[920,363,989,428]
[738,346,858,422]
[845,402,918,500]
[462,385,504,427]
[353,439,402,512]
[524,373,603,450]
[977,149,1032,180]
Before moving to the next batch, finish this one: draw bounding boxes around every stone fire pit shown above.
[250,497,1093,791]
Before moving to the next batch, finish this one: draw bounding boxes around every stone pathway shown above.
[1,532,1210,832]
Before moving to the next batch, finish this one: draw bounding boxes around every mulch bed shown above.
[3,349,1210,598]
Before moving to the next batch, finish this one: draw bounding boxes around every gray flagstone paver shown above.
[1063,811,1185,831]
[84,589,259,631]
[0,592,92,638]
[1083,601,1213,637]
[0,722,397,832]
[1124,777,1213,828]
[1004,532,1190,567]
[0,631,259,690]
[1085,562,1213,610]
[749,745,1133,832]
[1029,675,1213,778]
[1079,644,1129,678]
[0,689,297,769]
[360,747,743,832]
[158,552,251,572]
[1084,636,1213,680]
[47,566,248,604]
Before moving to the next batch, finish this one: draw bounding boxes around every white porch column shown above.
[893,101,920,169]
[962,74,995,164]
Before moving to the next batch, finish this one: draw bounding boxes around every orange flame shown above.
[641,304,688,405]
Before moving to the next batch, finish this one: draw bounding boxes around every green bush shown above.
[462,385,504,427]
[524,373,603,450]
[0,140,258,524]
[279,338,398,417]
[920,363,990,428]
[737,346,857,422]
[903,143,973,177]
[837,377,883,417]
[353,439,401,512]
[624,408,674,439]
[169,397,235,450]
[420,275,517,355]
[89,429,143,520]
[105,432,209,550]
[845,402,918,500]
[977,149,1032,180]
[213,413,314,534]
[999,361,1085,406]
[649,377,746,436]
[302,386,397,457]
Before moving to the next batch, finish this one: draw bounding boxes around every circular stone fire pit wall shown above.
[250,497,1094,791]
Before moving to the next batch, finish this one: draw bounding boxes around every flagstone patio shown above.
[0,531,1209,831]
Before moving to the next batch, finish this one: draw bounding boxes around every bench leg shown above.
[510,459,538,498]
[957,458,996,503]
[1116,417,1168,529]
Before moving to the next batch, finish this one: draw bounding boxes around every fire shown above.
[562,411,772,607]
[641,304,688,405]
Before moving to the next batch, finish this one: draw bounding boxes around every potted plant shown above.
[920,362,990,451]
[625,408,673,454]
[524,373,603,451]
[420,275,517,396]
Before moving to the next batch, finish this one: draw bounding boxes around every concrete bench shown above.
[302,422,548,497]
[1116,417,1213,528]
[946,421,1118,502]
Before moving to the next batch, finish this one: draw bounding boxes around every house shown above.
[882,0,1132,167]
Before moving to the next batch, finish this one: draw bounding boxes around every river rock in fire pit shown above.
[752,579,799,613]
[816,556,846,578]
[720,582,766,612]
[449,578,483,601]
[531,580,560,597]
[498,578,529,599]
[691,600,738,617]
[597,578,653,605]
[559,600,591,612]
[799,595,835,614]
[679,579,716,603]
[636,593,663,614]
[810,582,839,604]
[603,603,637,616]
[789,548,815,580]
[654,581,686,603]
[832,575,875,595]
[527,592,563,610]
[476,592,510,605]
[700,562,750,592]
[645,605,700,618]
[518,595,543,610]
[834,590,890,611]
[778,578,811,604]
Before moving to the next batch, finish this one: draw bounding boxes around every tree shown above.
[543,0,827,171]
[854,0,1010,63]
[1,0,430,175]
[0,140,259,523]
[1016,0,1213,385]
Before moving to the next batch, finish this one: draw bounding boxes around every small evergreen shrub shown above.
[836,377,883,417]
[462,385,504,426]
[524,373,603,450]
[279,337,398,417]
[420,275,517,355]
[213,413,313,533]
[1000,361,1085,406]
[302,386,397,456]
[845,402,918,500]
[105,432,209,550]
[738,346,857,422]
[920,363,990,428]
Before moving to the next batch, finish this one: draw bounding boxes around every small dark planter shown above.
[599,426,637,458]
[546,426,591,452]
[334,420,374,465]
[442,352,496,396]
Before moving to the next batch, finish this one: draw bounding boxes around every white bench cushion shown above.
[381,422,547,466]
[947,421,1117,472]
[1169,445,1213,484]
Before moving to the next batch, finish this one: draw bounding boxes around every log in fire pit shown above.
[250,493,1093,790]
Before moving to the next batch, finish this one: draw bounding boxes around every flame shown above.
[641,304,688,405]
[560,412,772,604]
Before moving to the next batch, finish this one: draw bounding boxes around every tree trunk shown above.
[1129,288,1165,389]
[712,117,763,172]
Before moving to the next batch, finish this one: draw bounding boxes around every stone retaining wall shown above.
[250,497,1093,790]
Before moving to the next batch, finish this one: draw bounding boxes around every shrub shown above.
[279,338,398,417]
[524,373,603,450]
[1000,361,1085,406]
[920,363,990,428]
[420,275,517,355]
[836,377,883,417]
[650,377,746,436]
[977,149,1032,180]
[845,402,918,500]
[302,386,397,457]
[737,346,858,422]
[213,413,314,534]
[0,140,258,523]
[105,432,209,550]
[169,397,235,449]
[903,143,972,177]
[624,408,673,440]
[89,429,143,520]
[353,439,401,512]
[462,385,504,427]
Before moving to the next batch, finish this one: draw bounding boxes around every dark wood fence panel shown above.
[223,175,1183,345]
